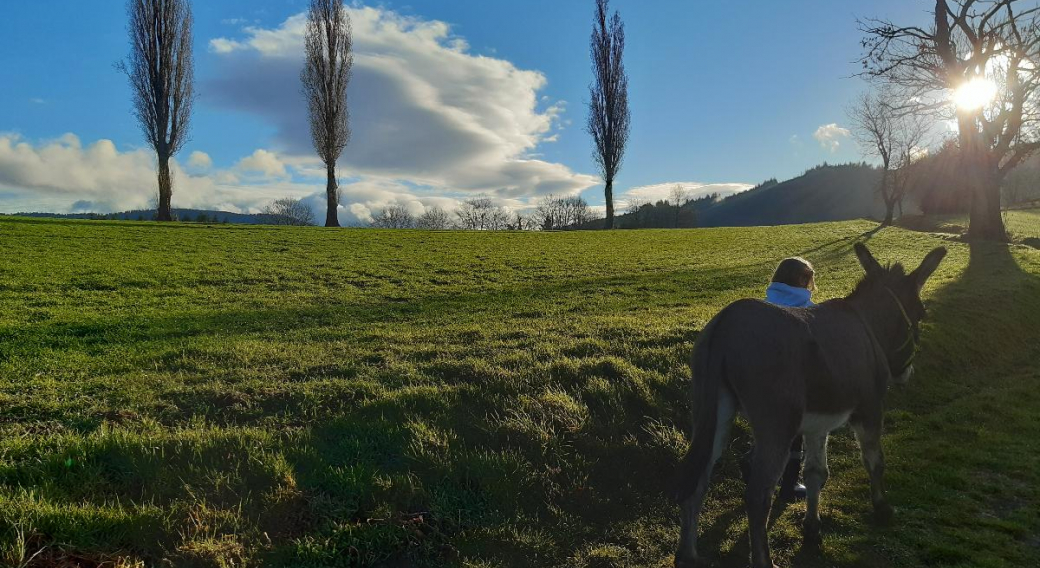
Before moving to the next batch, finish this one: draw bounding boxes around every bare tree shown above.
[851,92,932,226]
[891,114,931,218]
[534,194,594,230]
[302,0,353,227]
[455,197,510,230]
[370,204,415,229]
[564,195,594,228]
[668,184,690,228]
[263,197,316,226]
[859,0,1040,240]
[120,0,194,222]
[586,0,631,230]
[534,194,560,230]
[850,91,903,225]
[415,206,453,230]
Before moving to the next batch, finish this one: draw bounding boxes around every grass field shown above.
[1,213,1039,567]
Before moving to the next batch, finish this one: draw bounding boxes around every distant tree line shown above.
[366,195,595,231]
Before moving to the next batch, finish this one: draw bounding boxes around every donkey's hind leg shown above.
[745,427,794,568]
[675,388,738,568]
[801,431,830,545]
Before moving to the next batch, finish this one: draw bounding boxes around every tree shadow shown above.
[796,226,881,259]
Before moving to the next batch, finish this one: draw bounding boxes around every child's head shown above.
[772,257,815,290]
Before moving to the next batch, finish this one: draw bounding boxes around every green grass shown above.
[0,213,1038,567]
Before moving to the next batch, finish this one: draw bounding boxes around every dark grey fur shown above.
[673,243,947,568]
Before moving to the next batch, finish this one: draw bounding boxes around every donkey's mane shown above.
[846,262,906,300]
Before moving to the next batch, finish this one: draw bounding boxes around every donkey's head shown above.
[852,243,947,384]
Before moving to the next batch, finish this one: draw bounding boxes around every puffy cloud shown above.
[621,181,752,209]
[813,123,850,152]
[187,150,213,171]
[236,149,288,179]
[206,7,596,200]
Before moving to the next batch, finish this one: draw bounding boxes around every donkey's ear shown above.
[854,242,883,276]
[910,247,947,290]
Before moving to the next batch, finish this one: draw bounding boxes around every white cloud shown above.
[0,133,314,215]
[813,123,850,152]
[205,7,597,201]
[209,38,244,54]
[236,149,288,179]
[187,150,213,171]
[620,181,753,210]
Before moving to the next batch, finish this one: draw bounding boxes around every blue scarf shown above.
[766,282,815,308]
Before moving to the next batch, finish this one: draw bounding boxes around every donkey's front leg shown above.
[801,432,829,545]
[851,420,893,524]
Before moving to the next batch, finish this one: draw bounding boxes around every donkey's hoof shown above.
[803,520,822,547]
[873,502,895,526]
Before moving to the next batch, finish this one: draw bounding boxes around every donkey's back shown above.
[677,299,819,499]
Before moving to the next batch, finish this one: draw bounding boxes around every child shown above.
[766,257,815,500]
[766,256,816,308]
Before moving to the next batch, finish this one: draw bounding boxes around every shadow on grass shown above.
[796,225,881,260]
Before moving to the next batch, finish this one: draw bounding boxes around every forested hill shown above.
[696,163,885,228]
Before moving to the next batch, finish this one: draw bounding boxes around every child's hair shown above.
[772,257,815,290]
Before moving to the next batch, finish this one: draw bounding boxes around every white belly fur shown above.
[800,412,852,436]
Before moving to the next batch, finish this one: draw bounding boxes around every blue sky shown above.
[0,0,928,219]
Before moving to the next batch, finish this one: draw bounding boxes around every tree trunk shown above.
[877,168,892,227]
[968,173,1007,241]
[325,164,341,228]
[157,153,173,222]
[604,178,614,229]
[959,113,1008,241]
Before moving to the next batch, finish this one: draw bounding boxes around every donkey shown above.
[672,243,947,568]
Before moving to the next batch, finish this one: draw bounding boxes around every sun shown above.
[953,77,998,110]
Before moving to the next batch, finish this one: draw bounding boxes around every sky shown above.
[0,0,929,223]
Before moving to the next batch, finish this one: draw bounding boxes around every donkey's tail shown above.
[670,315,726,503]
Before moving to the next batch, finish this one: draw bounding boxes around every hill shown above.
[0,214,1038,567]
[574,163,887,230]
[697,163,886,227]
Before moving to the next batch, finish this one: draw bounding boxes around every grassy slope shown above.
[0,214,1038,567]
